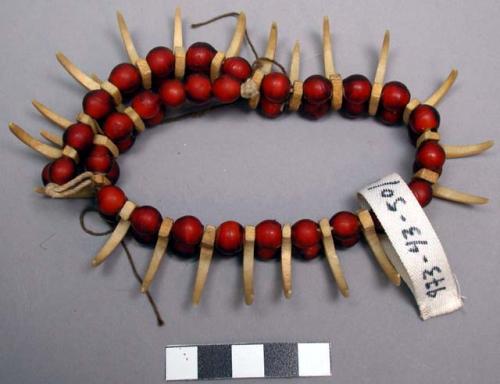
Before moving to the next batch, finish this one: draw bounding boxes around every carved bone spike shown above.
[443,140,494,159]
[32,100,72,129]
[322,16,336,78]
[243,225,255,305]
[369,30,390,116]
[432,184,488,205]
[192,225,217,305]
[173,7,186,79]
[40,130,63,147]
[226,12,246,58]
[281,224,292,298]
[56,52,100,90]
[288,41,303,112]
[424,69,458,107]
[116,11,140,64]
[9,122,62,159]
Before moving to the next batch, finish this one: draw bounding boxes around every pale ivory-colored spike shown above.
[40,130,63,147]
[432,184,488,205]
[281,224,292,298]
[192,225,217,305]
[210,12,246,81]
[35,172,109,198]
[9,122,62,159]
[319,218,349,297]
[248,23,278,109]
[357,209,401,286]
[243,225,256,305]
[322,16,342,110]
[91,201,136,267]
[93,135,119,157]
[90,73,103,83]
[141,217,174,293]
[403,99,421,124]
[416,131,441,148]
[288,41,302,112]
[32,100,72,129]
[56,52,101,90]
[443,140,494,159]
[424,69,458,107]
[76,112,101,134]
[116,11,152,89]
[414,168,440,184]
[368,31,390,116]
[124,106,146,133]
[100,81,123,105]
[173,7,186,79]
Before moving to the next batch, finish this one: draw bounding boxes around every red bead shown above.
[303,75,332,104]
[255,220,282,260]
[108,63,141,94]
[84,145,113,173]
[63,123,94,153]
[103,112,134,142]
[260,98,283,118]
[186,42,217,73]
[49,156,76,185]
[343,74,372,104]
[130,206,163,244]
[329,211,360,248]
[380,81,411,112]
[292,219,321,260]
[409,104,440,135]
[82,90,113,120]
[213,74,241,103]
[408,179,433,207]
[131,90,161,119]
[159,79,186,107]
[341,101,367,118]
[96,185,127,216]
[146,46,175,78]
[171,215,204,256]
[378,108,402,125]
[215,221,244,256]
[261,72,291,103]
[300,100,330,120]
[41,163,51,185]
[221,57,252,82]
[106,161,120,184]
[415,141,446,173]
[115,135,135,153]
[145,106,165,127]
[184,73,212,103]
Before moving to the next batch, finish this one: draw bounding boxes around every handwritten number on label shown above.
[367,179,400,191]
[423,266,441,280]
[387,197,406,212]
[402,226,422,240]
[426,287,447,298]
[381,189,394,198]
[406,240,428,253]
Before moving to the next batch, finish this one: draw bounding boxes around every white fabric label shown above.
[359,173,463,320]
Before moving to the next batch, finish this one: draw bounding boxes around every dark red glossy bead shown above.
[303,75,332,105]
[106,161,120,184]
[130,206,163,244]
[146,46,175,78]
[49,156,76,185]
[41,163,51,185]
[380,81,411,112]
[215,221,244,256]
[341,101,367,118]
[213,74,241,103]
[131,90,161,119]
[103,112,134,142]
[96,185,127,217]
[83,90,113,120]
[292,219,321,260]
[329,211,360,248]
[145,106,165,127]
[115,135,135,153]
[108,63,141,94]
[186,42,217,73]
[409,104,440,135]
[343,74,372,104]
[171,215,204,256]
[159,79,186,107]
[414,141,446,173]
[261,72,291,103]
[260,98,283,118]
[221,56,252,82]
[408,179,433,207]
[184,73,212,103]
[300,100,330,120]
[84,145,113,173]
[255,220,282,260]
[378,108,402,125]
[63,123,94,153]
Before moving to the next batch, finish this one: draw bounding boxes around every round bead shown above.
[378,108,402,126]
[303,75,332,105]
[145,106,165,127]
[215,221,244,256]
[115,135,135,153]
[63,123,94,154]
[159,79,186,107]
[261,72,291,103]
[146,46,175,78]
[103,112,134,142]
[212,74,241,103]
[131,90,161,120]
[49,156,76,185]
[329,211,360,248]
[341,101,366,118]
[343,74,372,104]
[82,90,113,120]
[409,104,440,135]
[380,81,411,112]
[259,98,283,118]
[291,219,321,260]
[414,141,446,173]
[84,145,113,173]
[106,161,120,184]
[300,100,330,120]
[185,42,217,73]
[41,163,51,185]
[221,57,252,82]
[130,206,163,244]
[171,215,204,256]
[255,220,282,260]
[96,185,127,217]
[184,73,212,103]
[408,179,433,207]
[108,63,141,94]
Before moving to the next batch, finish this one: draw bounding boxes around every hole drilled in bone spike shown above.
[32,100,72,129]
[369,30,390,116]
[56,52,100,90]
[192,225,217,305]
[432,184,488,205]
[424,69,458,107]
[281,224,292,298]
[443,140,494,159]
[243,226,256,305]
[9,122,62,159]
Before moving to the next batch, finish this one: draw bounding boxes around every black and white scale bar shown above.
[165,342,331,381]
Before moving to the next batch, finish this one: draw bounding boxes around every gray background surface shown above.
[0,0,499,383]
